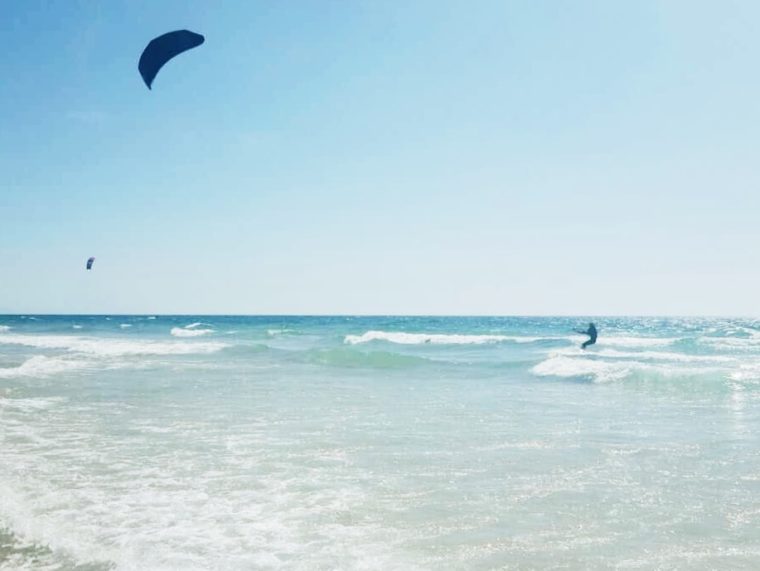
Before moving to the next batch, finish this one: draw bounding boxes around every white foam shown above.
[729,362,760,382]
[559,347,735,364]
[0,333,227,356]
[170,322,215,337]
[0,396,67,411]
[147,316,157,320]
[532,355,633,383]
[596,336,678,348]
[171,327,214,337]
[344,330,540,345]
[0,356,88,378]
[120,324,132,329]
[0,325,11,332]
[0,429,413,571]
[531,353,714,383]
[72,325,83,329]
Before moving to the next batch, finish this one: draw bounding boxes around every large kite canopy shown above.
[86,257,95,270]
[138,30,205,89]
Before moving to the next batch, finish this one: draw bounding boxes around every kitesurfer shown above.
[576,322,597,349]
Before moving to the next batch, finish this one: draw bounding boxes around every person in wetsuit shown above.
[576,322,597,349]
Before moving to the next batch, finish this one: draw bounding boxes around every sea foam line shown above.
[0,333,227,356]
[344,330,542,345]
[170,322,215,337]
[531,354,722,383]
[554,347,735,364]
[170,327,214,337]
[594,336,679,348]
[0,356,89,379]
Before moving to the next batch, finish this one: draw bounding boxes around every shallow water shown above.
[2,316,760,570]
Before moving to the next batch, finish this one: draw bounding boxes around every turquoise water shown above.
[1,316,760,570]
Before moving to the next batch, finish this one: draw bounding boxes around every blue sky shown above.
[2,0,759,315]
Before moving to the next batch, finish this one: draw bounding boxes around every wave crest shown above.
[596,336,678,348]
[532,355,632,383]
[0,356,88,378]
[344,330,539,346]
[170,327,214,337]
[0,333,227,356]
[531,353,720,383]
[171,323,215,337]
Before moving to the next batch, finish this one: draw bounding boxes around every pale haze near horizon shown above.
[2,1,759,316]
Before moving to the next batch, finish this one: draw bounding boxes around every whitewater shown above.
[2,315,760,570]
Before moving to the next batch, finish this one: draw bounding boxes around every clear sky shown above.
[2,0,759,315]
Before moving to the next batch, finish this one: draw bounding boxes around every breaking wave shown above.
[170,323,215,337]
[170,327,214,337]
[0,333,227,356]
[0,356,89,378]
[343,331,678,348]
[595,336,678,348]
[344,330,541,345]
[530,354,718,383]
[564,347,735,364]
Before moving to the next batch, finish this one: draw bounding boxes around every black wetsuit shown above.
[581,324,597,349]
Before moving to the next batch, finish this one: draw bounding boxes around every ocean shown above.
[1,315,759,570]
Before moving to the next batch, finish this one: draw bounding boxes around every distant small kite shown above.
[138,30,205,89]
[86,257,95,270]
